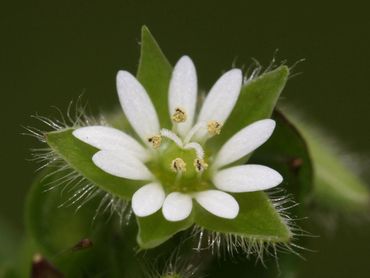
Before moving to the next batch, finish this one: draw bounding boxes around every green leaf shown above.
[250,110,314,208]
[137,26,172,129]
[194,192,291,243]
[26,170,102,256]
[283,109,370,212]
[26,168,144,277]
[209,66,289,150]
[136,211,193,249]
[46,128,145,199]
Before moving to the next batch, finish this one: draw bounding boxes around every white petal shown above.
[213,119,276,169]
[162,192,192,222]
[116,71,160,143]
[92,150,153,180]
[193,69,242,140]
[73,126,149,161]
[213,165,283,193]
[169,56,197,137]
[132,183,165,217]
[195,190,239,219]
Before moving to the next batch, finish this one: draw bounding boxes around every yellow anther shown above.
[172,108,187,123]
[148,135,162,149]
[207,120,222,136]
[171,158,187,173]
[194,158,208,172]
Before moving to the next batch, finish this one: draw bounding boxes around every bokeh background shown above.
[1,0,369,277]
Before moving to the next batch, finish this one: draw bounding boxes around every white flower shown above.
[72,56,283,222]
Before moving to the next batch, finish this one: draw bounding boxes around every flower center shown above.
[171,157,186,173]
[147,134,212,194]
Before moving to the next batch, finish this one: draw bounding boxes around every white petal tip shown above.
[213,119,277,169]
[162,192,192,222]
[195,67,243,135]
[116,70,130,80]
[72,126,149,161]
[276,173,284,185]
[178,55,193,65]
[213,165,283,193]
[132,183,165,217]
[229,68,243,79]
[263,119,276,129]
[116,69,160,141]
[195,190,239,219]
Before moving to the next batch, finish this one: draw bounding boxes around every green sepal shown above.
[194,192,291,243]
[209,66,289,151]
[137,26,172,129]
[46,128,145,199]
[136,211,193,249]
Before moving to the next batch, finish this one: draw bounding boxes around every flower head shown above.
[73,56,283,222]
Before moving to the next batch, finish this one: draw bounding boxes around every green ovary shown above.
[147,142,213,194]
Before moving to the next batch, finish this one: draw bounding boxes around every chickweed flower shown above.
[73,56,283,222]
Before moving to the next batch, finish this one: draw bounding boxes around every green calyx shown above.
[148,141,213,194]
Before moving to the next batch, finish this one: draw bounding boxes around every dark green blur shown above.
[1,1,369,277]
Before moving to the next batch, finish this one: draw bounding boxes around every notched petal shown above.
[169,56,198,137]
[162,192,193,222]
[213,119,276,169]
[193,69,242,141]
[73,126,149,161]
[92,150,153,180]
[213,164,283,193]
[116,71,160,143]
[195,190,239,219]
[132,183,165,217]
[197,69,242,123]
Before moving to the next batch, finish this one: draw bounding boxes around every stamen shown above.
[171,158,187,173]
[207,120,222,136]
[147,134,162,149]
[184,142,204,159]
[194,158,208,172]
[160,128,183,147]
[172,108,187,123]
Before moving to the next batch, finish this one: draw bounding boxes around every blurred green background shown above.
[1,0,369,277]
